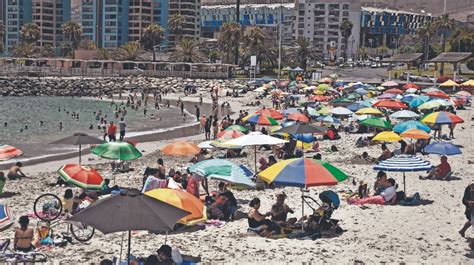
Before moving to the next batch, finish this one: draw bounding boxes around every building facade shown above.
[294,0,362,59]
[32,0,71,48]
[4,0,32,52]
[201,3,295,46]
[168,0,201,48]
[128,0,152,42]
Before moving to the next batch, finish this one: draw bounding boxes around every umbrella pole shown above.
[403,172,406,195]
[127,230,131,265]
[79,144,82,165]
[165,230,168,244]
[301,189,305,217]
[254,146,257,173]
[119,232,124,264]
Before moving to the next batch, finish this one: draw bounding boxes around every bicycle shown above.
[0,239,47,263]
[33,193,95,242]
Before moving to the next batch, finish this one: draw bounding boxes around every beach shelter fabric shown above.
[0,144,23,161]
[403,83,420,90]
[409,96,430,108]
[188,159,255,187]
[225,132,287,147]
[197,141,214,149]
[461,80,474,87]
[385,88,404,94]
[0,204,13,231]
[393,121,431,133]
[58,164,105,190]
[421,111,464,125]
[288,113,310,122]
[381,81,399,87]
[373,100,407,109]
[68,189,189,260]
[423,141,462,156]
[425,90,450,99]
[217,129,244,139]
[360,117,392,129]
[224,125,249,133]
[372,131,401,142]
[418,101,442,110]
[255,108,284,120]
[273,123,327,135]
[91,142,142,160]
[258,158,348,188]
[245,114,279,126]
[145,189,207,225]
[400,129,430,139]
[161,141,201,156]
[355,108,383,115]
[330,107,353,115]
[390,110,419,119]
[439,80,459,87]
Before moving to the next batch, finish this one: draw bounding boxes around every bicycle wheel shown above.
[34,194,62,221]
[70,223,95,242]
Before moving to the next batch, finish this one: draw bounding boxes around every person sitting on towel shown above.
[348,178,397,205]
[271,193,297,227]
[377,144,392,162]
[248,198,280,236]
[420,156,451,180]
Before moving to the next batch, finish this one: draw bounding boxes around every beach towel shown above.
[142,176,168,193]
[204,220,226,228]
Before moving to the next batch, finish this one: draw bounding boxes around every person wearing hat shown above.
[157,245,174,264]
[14,216,34,252]
[271,193,297,227]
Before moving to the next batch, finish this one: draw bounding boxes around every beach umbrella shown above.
[281,108,300,116]
[197,141,214,149]
[273,123,327,135]
[145,189,207,225]
[0,204,13,231]
[188,159,255,187]
[51,133,105,164]
[209,139,241,149]
[360,117,392,130]
[330,107,353,115]
[401,94,419,104]
[372,131,401,142]
[377,93,397,99]
[318,116,341,124]
[254,86,266,92]
[58,164,105,190]
[92,142,142,161]
[288,113,310,122]
[0,144,23,161]
[430,99,453,106]
[224,125,249,133]
[310,95,331,102]
[331,97,353,105]
[161,141,201,156]
[355,107,383,115]
[393,121,431,133]
[355,88,368,95]
[390,110,419,119]
[418,101,442,110]
[405,88,419,94]
[217,129,244,139]
[461,80,474,87]
[68,189,189,261]
[347,103,366,112]
[346,93,361,100]
[373,99,407,109]
[439,80,459,87]
[423,141,462,156]
[318,78,332,84]
[403,83,420,90]
[318,106,331,116]
[455,91,472,97]
[400,129,430,139]
[373,155,433,194]
[421,111,464,125]
[426,90,450,99]
[292,134,315,143]
[255,108,284,120]
[306,107,320,117]
[409,96,430,108]
[351,82,366,89]
[381,80,399,87]
[385,88,404,94]
[245,114,278,126]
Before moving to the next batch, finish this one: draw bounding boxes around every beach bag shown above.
[396,191,406,202]
[399,192,421,206]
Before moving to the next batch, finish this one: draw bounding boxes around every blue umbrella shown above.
[292,133,315,143]
[347,103,366,112]
[319,190,340,208]
[401,95,418,103]
[352,82,367,89]
[423,141,462,156]
[393,121,431,133]
[409,96,430,108]
[317,116,341,124]
[355,88,368,95]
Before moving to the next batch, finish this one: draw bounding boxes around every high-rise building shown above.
[32,0,71,48]
[4,0,32,52]
[128,0,153,42]
[153,0,169,45]
[294,0,361,60]
[168,0,201,48]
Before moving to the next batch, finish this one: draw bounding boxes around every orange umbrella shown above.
[217,129,244,139]
[385,88,404,94]
[161,141,200,156]
[288,113,310,122]
[400,129,430,139]
[255,108,284,120]
[426,90,449,99]
[0,144,23,161]
[145,188,206,225]
[373,100,407,109]
[402,83,420,90]
[309,95,331,101]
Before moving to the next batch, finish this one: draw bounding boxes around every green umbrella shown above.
[225,125,249,133]
[346,93,360,100]
[91,142,142,161]
[360,117,392,129]
[331,97,353,105]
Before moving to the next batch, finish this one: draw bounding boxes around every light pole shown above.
[235,0,240,66]
[277,0,283,79]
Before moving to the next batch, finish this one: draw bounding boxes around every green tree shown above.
[242,26,276,67]
[40,44,55,57]
[449,27,474,53]
[339,19,353,60]
[11,43,36,57]
[416,20,435,62]
[288,37,313,71]
[20,23,40,45]
[141,24,165,61]
[433,14,456,75]
[358,47,369,60]
[62,21,83,59]
[218,22,241,64]
[78,39,97,50]
[168,14,185,44]
[170,38,205,63]
[466,58,474,71]
[208,49,221,63]
[0,22,5,52]
[97,48,110,60]
[118,42,144,61]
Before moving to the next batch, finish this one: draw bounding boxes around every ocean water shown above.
[0,97,192,157]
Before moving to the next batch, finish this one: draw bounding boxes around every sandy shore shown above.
[0,89,473,264]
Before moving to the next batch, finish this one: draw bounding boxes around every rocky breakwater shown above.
[0,77,245,97]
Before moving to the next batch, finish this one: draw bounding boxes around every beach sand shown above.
[0,90,472,264]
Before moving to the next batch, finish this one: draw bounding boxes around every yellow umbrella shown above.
[296,141,312,149]
[355,107,383,115]
[400,129,430,139]
[372,131,401,142]
[461,80,474,86]
[318,106,330,116]
[439,80,459,87]
[313,90,325,95]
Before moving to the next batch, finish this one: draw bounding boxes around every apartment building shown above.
[32,0,71,48]
[128,0,153,42]
[4,0,32,52]
[168,0,201,47]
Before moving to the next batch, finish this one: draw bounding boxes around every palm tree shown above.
[168,14,185,45]
[417,20,435,62]
[218,22,241,64]
[288,37,312,71]
[339,19,353,60]
[0,22,5,52]
[20,23,40,45]
[11,43,36,57]
[433,14,456,75]
[97,48,110,60]
[448,27,474,52]
[358,47,369,61]
[62,21,83,59]
[140,24,165,61]
[118,42,144,61]
[170,38,205,63]
[78,39,97,50]
[243,26,267,66]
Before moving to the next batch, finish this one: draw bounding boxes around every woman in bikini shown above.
[14,216,34,252]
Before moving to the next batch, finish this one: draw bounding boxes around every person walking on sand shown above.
[459,183,473,238]
[205,115,212,140]
[107,121,117,142]
[119,118,126,141]
[180,101,185,115]
[195,105,200,122]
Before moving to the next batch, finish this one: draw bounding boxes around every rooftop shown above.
[429,52,472,63]
[361,6,431,16]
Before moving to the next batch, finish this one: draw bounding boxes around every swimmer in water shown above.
[59,122,63,131]
[89,124,93,130]
[24,125,28,130]
[150,114,156,119]
[4,122,7,127]
[40,121,43,126]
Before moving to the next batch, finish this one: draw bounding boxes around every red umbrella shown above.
[217,129,244,139]
[288,113,310,122]
[402,83,420,90]
[373,100,407,109]
[425,90,449,99]
[58,164,105,190]
[385,88,404,94]
[437,76,451,83]
[255,108,284,120]
[0,145,23,161]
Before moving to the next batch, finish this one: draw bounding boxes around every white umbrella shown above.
[197,141,214,149]
[390,110,420,119]
[330,106,353,115]
[406,88,418,94]
[381,80,399,87]
[430,99,453,106]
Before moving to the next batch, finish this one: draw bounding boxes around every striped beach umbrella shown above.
[58,164,105,190]
[421,111,464,125]
[224,125,249,133]
[0,204,13,231]
[255,108,284,120]
[0,144,23,161]
[258,158,348,188]
[245,114,279,126]
[188,159,255,187]
[374,155,433,194]
[393,121,431,133]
